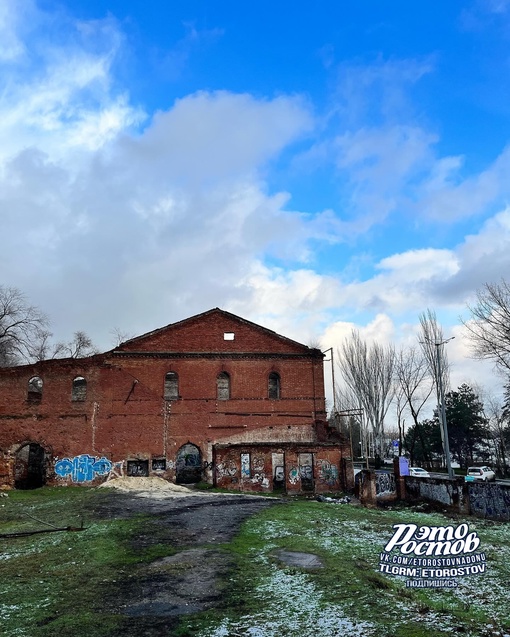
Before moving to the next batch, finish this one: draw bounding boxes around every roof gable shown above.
[115,308,317,355]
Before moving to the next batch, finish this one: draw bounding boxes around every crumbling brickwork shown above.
[0,308,348,492]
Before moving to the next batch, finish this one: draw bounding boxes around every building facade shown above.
[0,308,349,493]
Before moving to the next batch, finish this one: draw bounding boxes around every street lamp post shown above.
[434,338,455,479]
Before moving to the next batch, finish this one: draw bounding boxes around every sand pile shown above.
[99,476,197,497]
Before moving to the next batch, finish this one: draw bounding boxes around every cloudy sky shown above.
[1,0,509,400]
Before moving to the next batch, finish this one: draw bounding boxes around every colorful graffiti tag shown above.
[316,459,339,486]
[241,453,250,478]
[288,466,299,485]
[55,454,112,482]
[216,460,238,479]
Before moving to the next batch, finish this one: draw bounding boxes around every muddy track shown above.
[90,492,281,636]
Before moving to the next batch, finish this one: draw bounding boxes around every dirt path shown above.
[90,486,280,636]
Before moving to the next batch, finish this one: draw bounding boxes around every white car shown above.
[465,466,496,482]
[409,467,430,478]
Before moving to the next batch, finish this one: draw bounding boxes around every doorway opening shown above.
[14,443,46,489]
[176,443,202,484]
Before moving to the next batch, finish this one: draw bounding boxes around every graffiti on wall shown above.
[216,460,238,479]
[288,466,299,485]
[241,453,250,478]
[55,454,112,482]
[315,459,339,486]
[417,480,452,505]
[376,472,396,496]
[468,483,510,522]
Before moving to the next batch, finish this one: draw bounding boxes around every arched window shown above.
[268,372,281,399]
[71,376,87,401]
[164,371,179,400]
[217,372,230,400]
[27,376,43,403]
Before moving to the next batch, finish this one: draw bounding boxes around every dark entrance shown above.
[15,443,46,489]
[299,452,314,492]
[272,452,285,492]
[176,443,202,484]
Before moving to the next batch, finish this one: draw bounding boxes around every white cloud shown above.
[0,4,143,164]
[132,91,313,186]
[321,313,396,349]
[0,0,29,61]
[417,146,510,221]
[1,0,509,408]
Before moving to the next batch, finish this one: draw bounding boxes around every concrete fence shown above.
[347,458,510,521]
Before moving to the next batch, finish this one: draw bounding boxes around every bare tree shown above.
[418,309,454,474]
[0,286,48,366]
[419,309,451,393]
[110,327,135,347]
[0,286,98,364]
[57,331,97,358]
[333,385,364,457]
[463,279,510,373]
[479,388,509,477]
[395,345,435,465]
[337,330,395,458]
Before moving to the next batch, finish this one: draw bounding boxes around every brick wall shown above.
[0,309,333,490]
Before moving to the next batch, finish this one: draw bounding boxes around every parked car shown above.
[465,466,496,482]
[409,467,430,478]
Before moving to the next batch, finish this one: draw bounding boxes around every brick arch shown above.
[14,441,48,490]
[175,442,202,484]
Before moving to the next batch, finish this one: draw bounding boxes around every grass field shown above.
[1,488,509,637]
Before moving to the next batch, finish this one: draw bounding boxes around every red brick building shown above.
[0,308,349,493]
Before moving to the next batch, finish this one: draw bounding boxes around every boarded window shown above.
[241,453,250,478]
[164,371,179,400]
[71,376,87,401]
[268,372,281,399]
[27,376,43,403]
[217,372,230,400]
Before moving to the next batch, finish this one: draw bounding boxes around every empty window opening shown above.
[164,371,179,400]
[27,376,43,403]
[152,458,166,472]
[268,372,281,399]
[224,332,235,340]
[217,371,230,400]
[127,460,149,477]
[71,376,87,401]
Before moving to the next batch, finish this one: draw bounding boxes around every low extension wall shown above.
[405,476,510,521]
[354,460,510,522]
[466,481,510,522]
[405,476,469,514]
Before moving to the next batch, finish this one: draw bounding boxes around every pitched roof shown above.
[114,307,321,356]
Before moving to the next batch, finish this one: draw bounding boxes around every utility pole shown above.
[322,347,337,414]
[434,338,455,479]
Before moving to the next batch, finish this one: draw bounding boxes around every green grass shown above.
[1,489,509,637]
[0,487,175,636]
[177,500,510,637]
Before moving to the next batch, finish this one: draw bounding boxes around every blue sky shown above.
[2,0,510,398]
